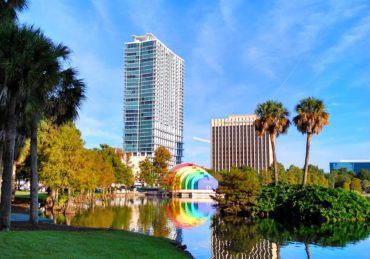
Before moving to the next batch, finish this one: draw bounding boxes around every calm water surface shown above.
[48,196,370,259]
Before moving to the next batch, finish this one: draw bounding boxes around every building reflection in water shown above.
[211,216,278,259]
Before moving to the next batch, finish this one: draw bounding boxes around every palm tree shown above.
[0,22,57,230]
[27,67,85,225]
[24,40,69,225]
[254,101,290,185]
[0,0,28,205]
[293,97,329,185]
[0,0,28,21]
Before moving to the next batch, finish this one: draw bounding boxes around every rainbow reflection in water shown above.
[166,200,216,229]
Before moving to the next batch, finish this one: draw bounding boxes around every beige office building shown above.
[211,115,273,172]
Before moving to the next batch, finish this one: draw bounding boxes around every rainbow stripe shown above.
[167,163,218,190]
[166,200,215,229]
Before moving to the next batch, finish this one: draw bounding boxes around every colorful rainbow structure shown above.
[167,163,219,190]
[166,200,216,229]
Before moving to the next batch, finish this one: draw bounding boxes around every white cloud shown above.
[192,137,211,144]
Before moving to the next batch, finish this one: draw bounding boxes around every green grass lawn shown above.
[15,191,47,202]
[0,230,189,258]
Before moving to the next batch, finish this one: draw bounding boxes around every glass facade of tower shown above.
[124,41,155,153]
[124,33,184,167]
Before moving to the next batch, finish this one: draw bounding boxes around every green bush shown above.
[256,185,370,223]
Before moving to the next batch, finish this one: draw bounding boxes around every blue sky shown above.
[19,0,370,171]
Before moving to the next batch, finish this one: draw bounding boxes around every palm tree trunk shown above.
[0,142,3,201]
[302,133,312,186]
[305,243,312,259]
[270,134,278,186]
[0,98,17,230]
[30,119,39,224]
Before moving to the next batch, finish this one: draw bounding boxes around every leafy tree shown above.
[358,169,370,181]
[332,169,354,189]
[99,144,134,187]
[38,122,85,205]
[362,180,370,193]
[293,97,329,185]
[215,168,261,216]
[153,146,171,188]
[350,178,362,193]
[306,165,329,187]
[254,101,290,186]
[259,169,273,186]
[342,181,350,191]
[207,168,223,182]
[284,165,303,185]
[138,157,156,186]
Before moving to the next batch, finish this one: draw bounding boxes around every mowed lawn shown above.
[0,230,190,258]
[15,191,48,202]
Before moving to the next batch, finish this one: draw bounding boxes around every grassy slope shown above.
[0,230,189,258]
[15,191,47,202]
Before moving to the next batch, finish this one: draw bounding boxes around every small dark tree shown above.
[215,168,260,216]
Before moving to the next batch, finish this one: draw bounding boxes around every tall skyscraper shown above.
[123,33,184,167]
[211,115,272,172]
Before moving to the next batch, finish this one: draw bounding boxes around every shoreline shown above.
[5,221,193,258]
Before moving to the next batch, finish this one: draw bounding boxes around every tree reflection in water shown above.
[211,215,370,258]
[46,197,370,259]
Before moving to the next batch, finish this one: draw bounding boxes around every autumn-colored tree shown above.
[153,146,172,188]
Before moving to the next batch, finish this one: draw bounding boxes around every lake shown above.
[47,196,370,259]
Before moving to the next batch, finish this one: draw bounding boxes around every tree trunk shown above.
[302,133,312,186]
[0,142,3,201]
[270,134,278,186]
[11,163,16,201]
[0,98,17,230]
[65,188,71,214]
[30,119,39,224]
[305,243,312,259]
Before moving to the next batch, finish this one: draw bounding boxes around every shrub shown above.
[256,185,370,223]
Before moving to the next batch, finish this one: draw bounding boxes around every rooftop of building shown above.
[131,32,157,42]
[211,114,256,121]
[125,32,184,61]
